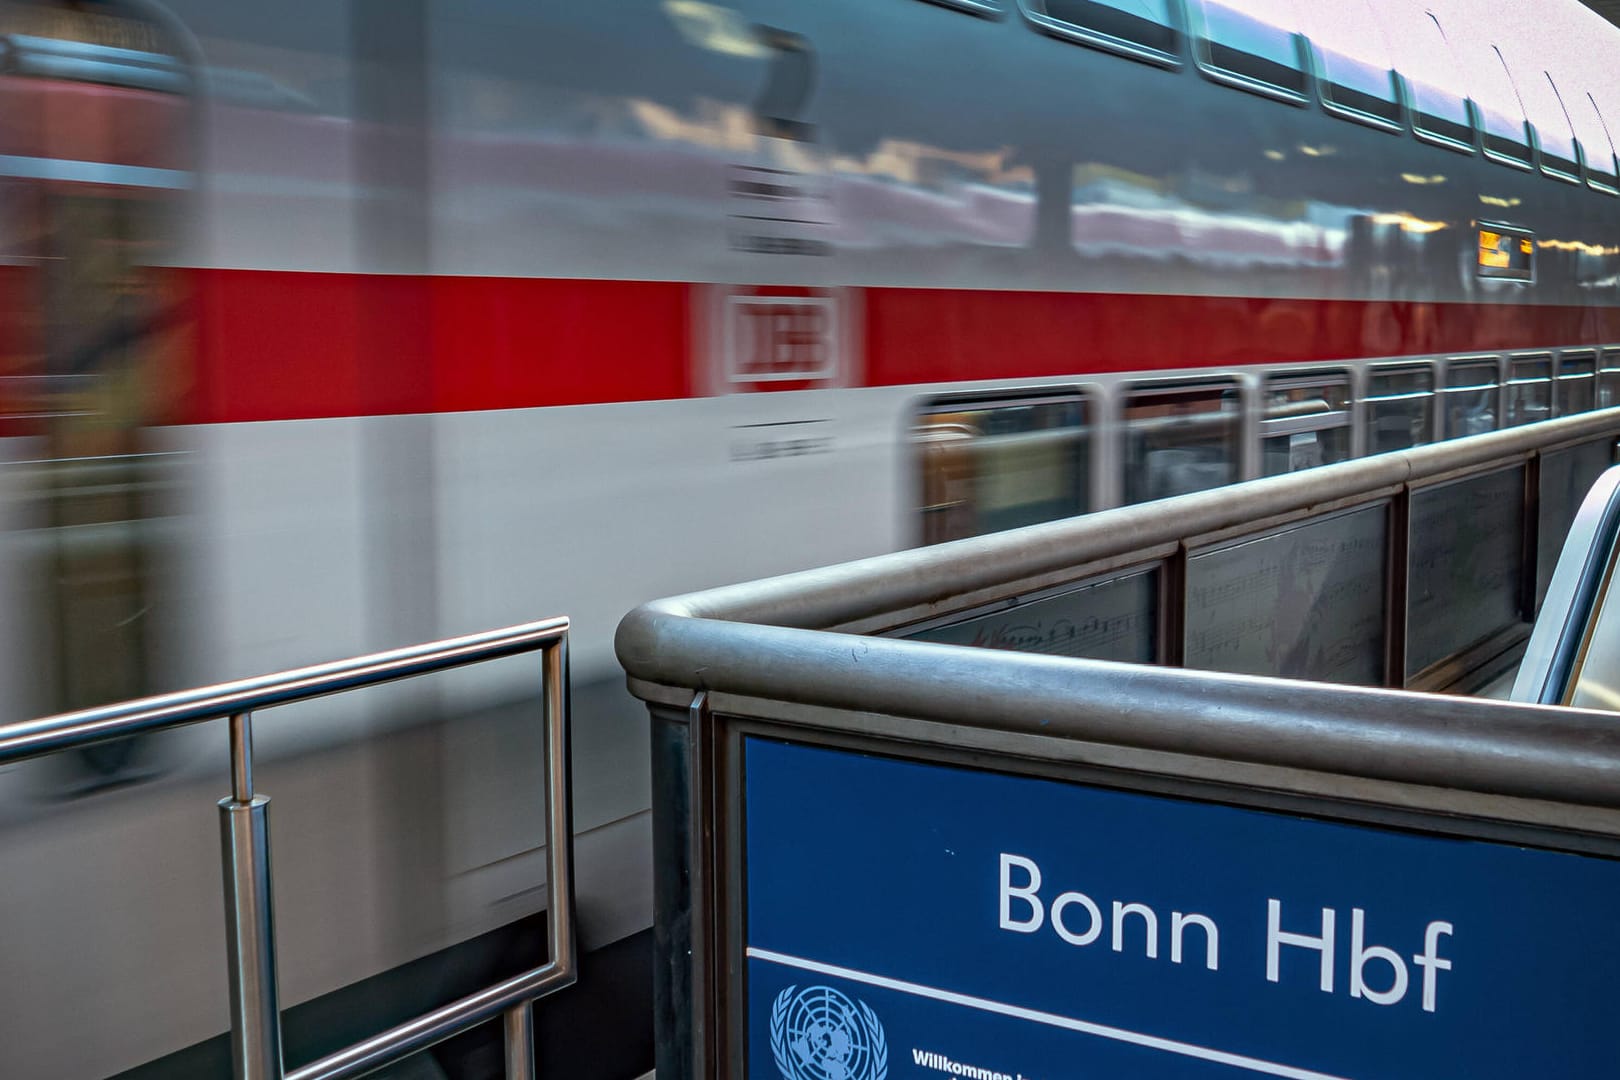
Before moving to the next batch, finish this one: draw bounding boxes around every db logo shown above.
[724,296,839,389]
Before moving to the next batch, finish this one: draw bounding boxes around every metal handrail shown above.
[1516,465,1620,705]
[0,618,574,1080]
[618,610,1620,811]
[616,409,1620,637]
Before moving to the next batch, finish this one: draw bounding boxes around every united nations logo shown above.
[769,984,888,1080]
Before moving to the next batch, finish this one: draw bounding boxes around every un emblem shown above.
[769,984,888,1080]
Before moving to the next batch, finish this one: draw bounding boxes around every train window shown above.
[1365,365,1435,454]
[1476,222,1534,282]
[1602,349,1620,409]
[1507,354,1553,427]
[1188,0,1308,103]
[1122,379,1242,505]
[1471,45,1533,168]
[1021,0,1182,65]
[1575,92,1620,193]
[914,393,1090,545]
[1302,2,1399,129]
[1442,358,1500,438]
[1525,71,1581,182]
[1393,11,1473,151]
[1261,371,1351,475]
[1557,350,1597,416]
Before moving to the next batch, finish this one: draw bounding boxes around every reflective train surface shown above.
[3,0,1620,1075]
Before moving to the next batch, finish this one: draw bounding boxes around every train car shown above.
[2,0,1619,1075]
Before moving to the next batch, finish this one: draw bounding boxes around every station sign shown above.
[743,738,1620,1079]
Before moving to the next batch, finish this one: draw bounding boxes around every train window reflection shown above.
[1527,72,1581,181]
[1366,364,1435,454]
[1315,48,1399,126]
[1557,350,1597,416]
[1476,222,1534,281]
[1391,11,1472,150]
[1189,0,1308,102]
[1576,92,1620,192]
[915,393,1091,545]
[1302,2,1399,127]
[1123,380,1242,505]
[1261,370,1350,475]
[1473,45,1533,167]
[1507,354,1553,427]
[1601,349,1620,408]
[1443,358,1500,438]
[1027,0,1181,60]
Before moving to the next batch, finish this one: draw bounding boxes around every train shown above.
[3,0,1620,1075]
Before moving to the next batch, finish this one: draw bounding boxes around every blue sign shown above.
[743,738,1620,1079]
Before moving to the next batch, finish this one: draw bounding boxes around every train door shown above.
[0,1,193,781]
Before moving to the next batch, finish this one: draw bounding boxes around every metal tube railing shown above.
[1516,465,1620,704]
[625,409,1620,635]
[0,618,574,1080]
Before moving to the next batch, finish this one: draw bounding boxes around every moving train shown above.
[3,0,1620,1075]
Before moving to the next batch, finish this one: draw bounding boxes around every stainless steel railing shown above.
[0,618,574,1080]
[621,409,1620,695]
[1517,464,1620,705]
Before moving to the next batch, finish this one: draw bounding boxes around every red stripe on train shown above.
[862,288,1620,384]
[182,269,1620,424]
[185,271,689,422]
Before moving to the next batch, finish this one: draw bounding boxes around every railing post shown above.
[503,1003,535,1079]
[543,637,575,979]
[219,710,285,1080]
